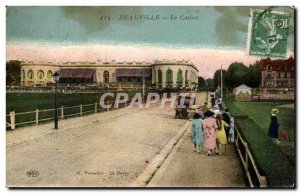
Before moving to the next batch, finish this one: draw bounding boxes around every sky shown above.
[6,6,295,77]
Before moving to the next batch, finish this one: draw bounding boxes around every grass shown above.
[234,118,294,187]
[6,89,143,113]
[234,100,295,172]
[224,94,295,187]
[6,89,143,128]
[234,101,295,142]
[6,92,101,114]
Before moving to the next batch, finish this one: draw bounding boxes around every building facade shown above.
[259,57,295,89]
[20,60,199,89]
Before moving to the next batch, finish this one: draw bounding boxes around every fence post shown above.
[80,104,83,116]
[95,103,97,113]
[36,109,39,124]
[259,176,267,187]
[61,106,64,119]
[236,132,239,149]
[10,111,15,130]
[245,144,249,172]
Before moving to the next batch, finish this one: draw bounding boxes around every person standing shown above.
[203,111,218,156]
[222,108,231,142]
[268,108,281,144]
[215,114,230,155]
[192,113,204,153]
[210,96,216,107]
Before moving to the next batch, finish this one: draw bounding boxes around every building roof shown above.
[59,69,95,79]
[234,84,252,95]
[115,68,152,77]
[258,57,295,71]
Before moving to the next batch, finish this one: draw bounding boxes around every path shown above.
[7,102,187,187]
[6,92,246,187]
[147,92,247,187]
[147,130,246,187]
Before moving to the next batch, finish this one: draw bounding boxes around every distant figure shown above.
[211,96,216,107]
[203,111,218,156]
[268,108,280,144]
[215,114,230,155]
[192,113,204,153]
[228,117,235,143]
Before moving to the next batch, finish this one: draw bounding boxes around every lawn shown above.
[6,89,143,114]
[6,92,101,114]
[224,95,295,187]
[234,102,295,142]
[234,101,295,164]
[6,89,143,128]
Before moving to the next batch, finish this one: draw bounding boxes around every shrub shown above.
[235,118,294,187]
[224,94,295,187]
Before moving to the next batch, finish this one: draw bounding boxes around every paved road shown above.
[7,101,187,187]
[7,92,246,187]
[147,130,247,187]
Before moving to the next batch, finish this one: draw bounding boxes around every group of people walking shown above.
[191,98,233,156]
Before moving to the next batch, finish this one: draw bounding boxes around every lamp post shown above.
[53,71,60,129]
[142,69,145,103]
[206,80,209,102]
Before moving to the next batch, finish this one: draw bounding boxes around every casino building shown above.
[20,60,199,89]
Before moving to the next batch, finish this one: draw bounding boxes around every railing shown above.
[233,117,267,187]
[6,101,126,130]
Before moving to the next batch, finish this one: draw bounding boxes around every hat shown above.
[271,108,279,114]
[204,110,214,117]
[213,109,220,115]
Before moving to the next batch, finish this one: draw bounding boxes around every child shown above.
[192,113,204,153]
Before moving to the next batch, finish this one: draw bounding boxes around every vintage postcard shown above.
[6,6,295,188]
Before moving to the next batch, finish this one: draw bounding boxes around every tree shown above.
[198,76,206,90]
[206,78,215,91]
[225,62,249,88]
[246,63,261,87]
[6,60,21,86]
[213,69,227,88]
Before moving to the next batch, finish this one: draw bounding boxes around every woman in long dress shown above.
[192,113,204,153]
[215,114,230,155]
[203,111,218,156]
[268,108,280,144]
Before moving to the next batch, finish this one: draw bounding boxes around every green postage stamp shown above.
[247,8,291,58]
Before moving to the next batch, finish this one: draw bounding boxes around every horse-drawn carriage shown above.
[175,95,198,119]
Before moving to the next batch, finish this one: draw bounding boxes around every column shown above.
[173,68,177,88]
[152,67,156,84]
[162,68,166,88]
[156,69,159,89]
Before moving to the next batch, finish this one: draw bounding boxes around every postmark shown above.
[246,8,291,58]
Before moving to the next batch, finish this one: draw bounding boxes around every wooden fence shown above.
[6,101,124,130]
[233,117,267,187]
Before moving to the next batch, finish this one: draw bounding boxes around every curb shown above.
[130,120,191,187]
[146,125,190,187]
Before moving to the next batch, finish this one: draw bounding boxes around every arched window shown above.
[22,70,25,80]
[185,70,188,84]
[27,69,34,80]
[166,69,173,84]
[103,71,109,83]
[37,70,44,80]
[47,70,53,79]
[158,69,162,84]
[177,69,182,84]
